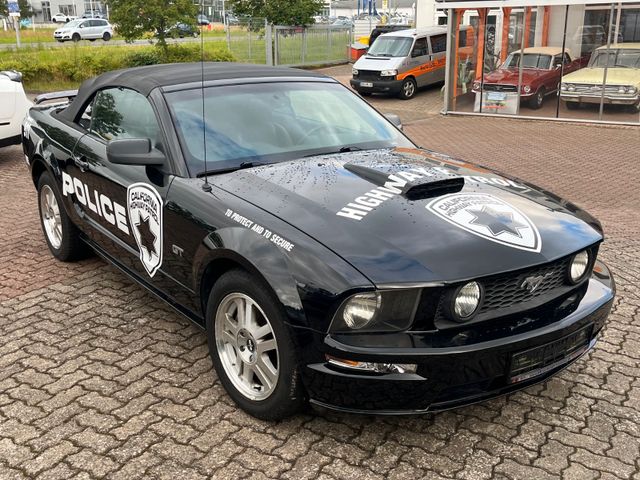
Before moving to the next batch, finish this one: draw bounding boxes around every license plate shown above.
[487,92,507,101]
[509,325,592,384]
[360,82,373,88]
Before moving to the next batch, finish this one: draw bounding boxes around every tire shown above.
[529,88,545,109]
[565,101,580,110]
[102,32,111,41]
[205,269,304,420]
[37,172,87,262]
[628,101,640,113]
[72,33,81,42]
[399,77,417,100]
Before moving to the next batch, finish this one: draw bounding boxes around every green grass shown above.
[0,28,57,44]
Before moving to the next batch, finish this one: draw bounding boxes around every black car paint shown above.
[22,70,614,414]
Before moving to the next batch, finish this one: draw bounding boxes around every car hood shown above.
[563,67,640,85]
[353,55,404,71]
[213,148,602,285]
[484,68,550,85]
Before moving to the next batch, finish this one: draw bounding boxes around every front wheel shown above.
[399,77,417,100]
[72,33,81,42]
[529,88,545,109]
[206,270,304,420]
[102,32,111,41]
[37,172,87,261]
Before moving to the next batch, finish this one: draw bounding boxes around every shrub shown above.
[0,43,235,90]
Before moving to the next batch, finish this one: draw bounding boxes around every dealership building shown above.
[414,0,640,124]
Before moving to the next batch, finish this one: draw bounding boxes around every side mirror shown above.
[384,113,403,130]
[107,138,165,166]
[554,63,563,69]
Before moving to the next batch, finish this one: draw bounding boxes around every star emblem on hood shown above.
[135,215,157,257]
[468,206,527,238]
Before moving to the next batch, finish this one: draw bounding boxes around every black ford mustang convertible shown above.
[22,63,614,419]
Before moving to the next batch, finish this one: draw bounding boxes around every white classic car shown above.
[0,71,32,148]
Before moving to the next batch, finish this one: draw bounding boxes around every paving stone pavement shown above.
[1,108,639,479]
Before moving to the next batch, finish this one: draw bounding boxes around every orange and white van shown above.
[350,27,448,100]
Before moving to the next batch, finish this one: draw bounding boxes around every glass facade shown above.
[444,2,640,124]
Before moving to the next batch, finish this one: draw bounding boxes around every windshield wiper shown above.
[304,146,365,158]
[196,161,269,177]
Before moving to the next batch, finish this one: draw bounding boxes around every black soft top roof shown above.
[60,62,330,122]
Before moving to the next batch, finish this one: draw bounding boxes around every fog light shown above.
[343,292,381,329]
[352,68,358,76]
[453,281,482,320]
[326,355,417,373]
[523,85,532,93]
[569,250,590,283]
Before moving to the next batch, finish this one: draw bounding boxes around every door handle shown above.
[74,155,89,172]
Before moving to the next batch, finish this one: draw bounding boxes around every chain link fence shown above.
[273,25,352,67]
[222,19,352,67]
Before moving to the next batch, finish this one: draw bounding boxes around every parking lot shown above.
[1,74,639,479]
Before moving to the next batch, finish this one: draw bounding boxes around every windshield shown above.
[504,53,552,69]
[65,20,82,27]
[368,36,413,57]
[165,82,414,176]
[589,48,640,68]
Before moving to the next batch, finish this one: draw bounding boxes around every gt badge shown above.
[427,193,542,253]
[127,183,163,277]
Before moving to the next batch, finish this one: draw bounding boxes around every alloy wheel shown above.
[40,185,63,249]
[404,81,415,98]
[215,293,279,401]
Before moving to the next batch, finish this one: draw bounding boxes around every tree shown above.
[228,0,324,26]
[0,1,7,18]
[106,0,197,51]
[17,0,32,18]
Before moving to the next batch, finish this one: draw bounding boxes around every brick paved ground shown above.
[1,86,640,479]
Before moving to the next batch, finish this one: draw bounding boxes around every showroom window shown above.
[441,0,640,125]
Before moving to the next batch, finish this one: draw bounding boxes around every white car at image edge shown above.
[0,71,32,148]
[51,13,78,23]
[53,19,113,42]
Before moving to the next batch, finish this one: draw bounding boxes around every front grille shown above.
[478,257,571,313]
[357,70,382,80]
[572,84,623,95]
[433,248,597,327]
[482,83,518,93]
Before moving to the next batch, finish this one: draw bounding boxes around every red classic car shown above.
[473,47,582,109]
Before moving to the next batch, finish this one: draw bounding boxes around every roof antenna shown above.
[200,0,211,192]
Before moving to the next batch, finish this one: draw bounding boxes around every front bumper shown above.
[350,77,403,95]
[298,262,615,414]
[561,92,639,106]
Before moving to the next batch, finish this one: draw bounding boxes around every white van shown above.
[350,27,448,100]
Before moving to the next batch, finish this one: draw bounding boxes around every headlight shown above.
[567,84,576,92]
[523,85,532,93]
[568,250,590,284]
[342,292,381,329]
[452,282,482,321]
[352,68,358,76]
[380,69,397,77]
[329,289,421,333]
[629,86,638,94]
[618,86,628,94]
[561,83,567,91]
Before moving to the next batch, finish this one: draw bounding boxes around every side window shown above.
[411,38,428,57]
[552,54,562,68]
[563,52,572,64]
[90,88,161,145]
[80,21,89,29]
[430,34,447,54]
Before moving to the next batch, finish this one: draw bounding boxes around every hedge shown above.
[0,43,235,89]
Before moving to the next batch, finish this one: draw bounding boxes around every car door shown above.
[70,87,177,287]
[428,33,447,84]
[408,37,431,87]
